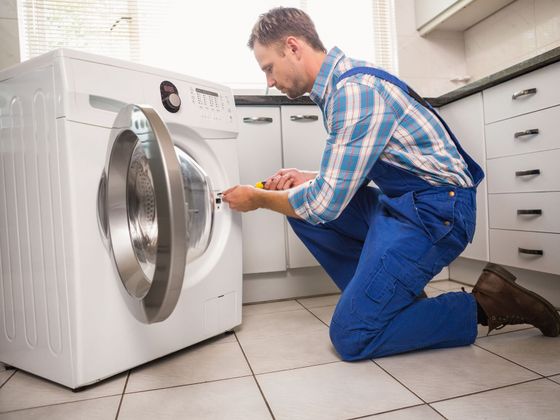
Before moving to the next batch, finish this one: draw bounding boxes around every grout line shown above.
[344,403,433,420]
[298,303,332,328]
[255,360,341,377]
[427,377,546,405]
[472,339,549,378]
[370,359,429,405]
[233,331,276,420]
[0,393,124,416]
[121,373,253,397]
[0,368,17,390]
[114,370,131,420]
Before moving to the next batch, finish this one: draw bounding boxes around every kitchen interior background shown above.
[1,0,560,98]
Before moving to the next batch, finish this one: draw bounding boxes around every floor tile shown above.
[297,294,340,309]
[428,280,470,291]
[0,371,127,413]
[242,299,304,316]
[0,371,14,388]
[308,305,336,326]
[432,379,560,420]
[0,395,120,420]
[119,376,271,420]
[126,340,251,393]
[238,328,338,374]
[549,375,560,385]
[361,404,445,419]
[476,328,560,375]
[235,309,327,342]
[375,345,539,402]
[476,323,533,338]
[256,361,421,420]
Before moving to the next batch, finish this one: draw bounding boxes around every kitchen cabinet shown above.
[484,62,560,275]
[236,104,327,274]
[280,105,327,269]
[235,106,287,274]
[439,93,489,261]
[415,0,515,36]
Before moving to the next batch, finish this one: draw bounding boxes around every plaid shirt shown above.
[288,47,474,225]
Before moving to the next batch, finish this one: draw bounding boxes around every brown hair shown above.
[247,7,326,53]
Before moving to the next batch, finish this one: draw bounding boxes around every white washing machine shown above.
[0,49,242,389]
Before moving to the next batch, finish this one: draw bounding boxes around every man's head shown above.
[248,7,326,99]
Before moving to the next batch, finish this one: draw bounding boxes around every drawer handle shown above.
[514,129,539,138]
[518,247,544,256]
[512,88,537,100]
[290,115,319,122]
[515,169,540,177]
[517,209,542,215]
[243,117,273,124]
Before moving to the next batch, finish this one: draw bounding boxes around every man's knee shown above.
[329,318,373,362]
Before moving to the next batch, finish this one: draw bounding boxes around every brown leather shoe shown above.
[472,263,560,337]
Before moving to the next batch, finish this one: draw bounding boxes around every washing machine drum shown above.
[98,104,214,323]
[127,144,213,279]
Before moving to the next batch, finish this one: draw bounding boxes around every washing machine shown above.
[0,49,242,389]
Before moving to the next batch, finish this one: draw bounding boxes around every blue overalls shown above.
[288,67,485,360]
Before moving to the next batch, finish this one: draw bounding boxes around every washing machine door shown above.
[98,104,191,324]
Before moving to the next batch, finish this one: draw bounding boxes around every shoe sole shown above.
[496,271,560,337]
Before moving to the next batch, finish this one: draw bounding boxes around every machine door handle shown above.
[512,88,537,100]
[515,169,540,177]
[243,116,273,124]
[518,247,544,256]
[290,114,319,122]
[514,128,539,138]
[517,209,542,215]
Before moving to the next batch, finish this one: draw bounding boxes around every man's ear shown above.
[285,36,303,58]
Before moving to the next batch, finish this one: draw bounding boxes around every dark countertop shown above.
[235,46,560,108]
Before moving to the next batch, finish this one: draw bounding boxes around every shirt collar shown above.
[310,46,345,106]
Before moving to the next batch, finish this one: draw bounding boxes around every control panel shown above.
[189,86,233,123]
[160,80,181,113]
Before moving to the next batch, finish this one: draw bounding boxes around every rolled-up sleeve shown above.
[288,81,398,225]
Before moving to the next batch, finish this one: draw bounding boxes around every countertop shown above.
[234,46,560,108]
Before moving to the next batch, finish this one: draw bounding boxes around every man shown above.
[223,7,560,361]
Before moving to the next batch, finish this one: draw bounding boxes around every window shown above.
[18,0,397,89]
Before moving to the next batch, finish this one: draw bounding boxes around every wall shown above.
[393,0,469,97]
[465,0,560,81]
[0,0,19,70]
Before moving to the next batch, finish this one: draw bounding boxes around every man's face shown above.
[253,40,308,99]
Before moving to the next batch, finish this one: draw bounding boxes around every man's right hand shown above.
[264,168,318,190]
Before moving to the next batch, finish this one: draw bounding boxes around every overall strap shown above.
[335,66,483,187]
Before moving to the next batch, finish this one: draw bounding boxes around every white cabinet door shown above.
[236,106,287,274]
[281,105,327,269]
[439,93,489,261]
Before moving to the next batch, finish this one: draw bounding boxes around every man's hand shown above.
[264,168,317,190]
[222,185,261,212]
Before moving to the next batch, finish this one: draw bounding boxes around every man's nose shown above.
[266,76,276,88]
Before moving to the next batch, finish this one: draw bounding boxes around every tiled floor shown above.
[1,280,560,419]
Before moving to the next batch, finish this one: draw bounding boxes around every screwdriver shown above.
[255,181,267,189]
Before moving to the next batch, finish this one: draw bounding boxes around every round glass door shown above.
[100,104,189,324]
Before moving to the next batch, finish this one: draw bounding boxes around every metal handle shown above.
[290,115,319,122]
[243,116,273,124]
[515,169,541,177]
[518,247,544,256]
[514,129,539,138]
[512,88,537,100]
[517,209,542,215]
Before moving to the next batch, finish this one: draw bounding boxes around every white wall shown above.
[0,0,19,70]
[393,0,468,97]
[465,0,560,81]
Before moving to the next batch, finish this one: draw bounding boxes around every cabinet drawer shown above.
[485,105,560,159]
[487,149,560,193]
[483,61,560,123]
[488,192,560,233]
[489,229,560,275]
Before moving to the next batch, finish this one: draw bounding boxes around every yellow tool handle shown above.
[255,181,266,189]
